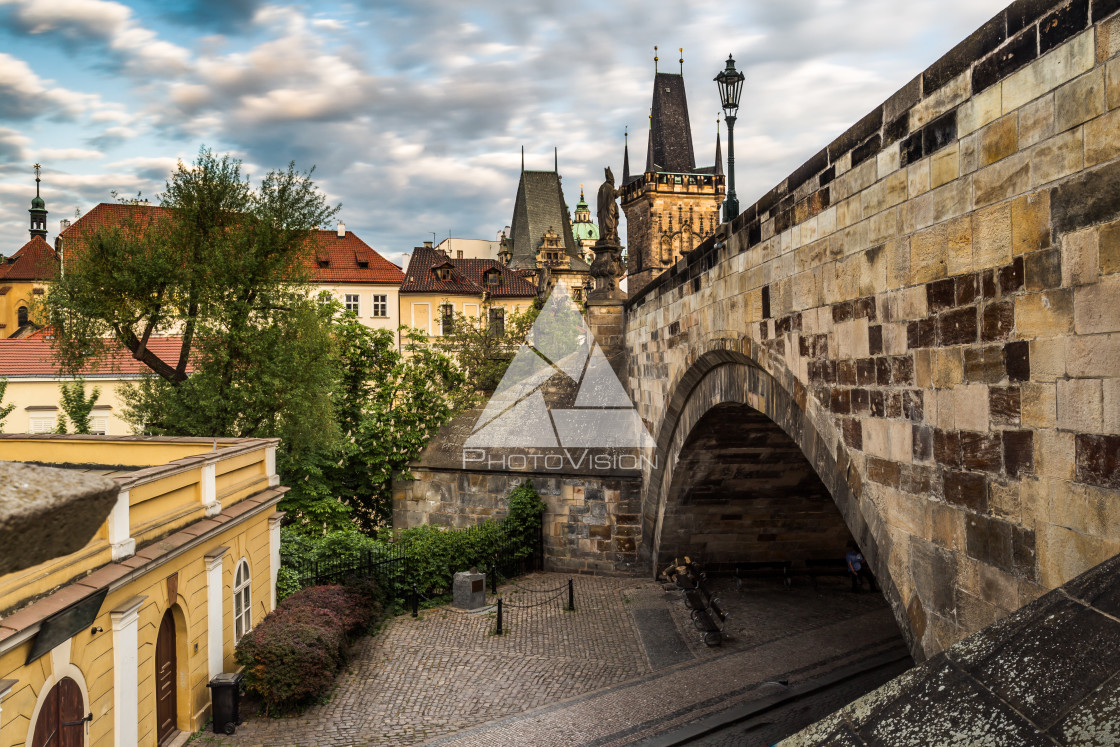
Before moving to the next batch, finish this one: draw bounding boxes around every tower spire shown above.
[29,163,47,239]
[715,116,724,176]
[622,127,630,184]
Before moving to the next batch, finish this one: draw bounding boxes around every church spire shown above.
[29,163,47,239]
[622,128,630,184]
[714,117,724,176]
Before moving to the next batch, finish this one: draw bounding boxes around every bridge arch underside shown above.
[644,350,916,653]
[659,402,854,569]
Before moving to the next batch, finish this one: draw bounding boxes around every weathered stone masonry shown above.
[393,469,644,575]
[627,0,1120,659]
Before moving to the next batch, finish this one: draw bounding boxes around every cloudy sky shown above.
[0,0,1012,265]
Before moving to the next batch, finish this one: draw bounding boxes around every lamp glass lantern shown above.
[714,55,745,223]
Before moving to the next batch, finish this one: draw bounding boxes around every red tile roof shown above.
[400,246,537,298]
[0,236,59,282]
[305,230,404,285]
[60,204,402,286]
[59,202,174,243]
[0,337,187,377]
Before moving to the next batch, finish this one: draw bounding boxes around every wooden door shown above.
[155,609,177,744]
[31,676,85,747]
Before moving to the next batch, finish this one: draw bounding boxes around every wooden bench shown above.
[691,597,727,646]
[734,561,792,590]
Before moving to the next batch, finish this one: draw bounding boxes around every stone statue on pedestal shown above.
[590,167,627,302]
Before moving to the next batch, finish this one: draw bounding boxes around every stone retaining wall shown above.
[392,468,643,574]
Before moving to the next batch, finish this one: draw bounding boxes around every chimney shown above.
[423,241,433,248]
[337,221,346,238]
[59,219,71,232]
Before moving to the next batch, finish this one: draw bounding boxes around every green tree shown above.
[56,378,101,434]
[0,379,14,429]
[282,316,466,533]
[47,147,342,459]
[433,301,540,399]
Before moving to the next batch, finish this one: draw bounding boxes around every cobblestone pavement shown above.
[196,573,905,747]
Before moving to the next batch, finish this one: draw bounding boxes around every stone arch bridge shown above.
[396,0,1120,660]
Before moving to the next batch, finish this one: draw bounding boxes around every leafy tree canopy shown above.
[432,300,541,402]
[47,147,341,457]
[57,378,101,434]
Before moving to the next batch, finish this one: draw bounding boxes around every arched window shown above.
[17,306,28,326]
[234,559,252,643]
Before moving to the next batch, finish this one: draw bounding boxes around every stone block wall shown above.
[626,1,1120,657]
[392,468,643,574]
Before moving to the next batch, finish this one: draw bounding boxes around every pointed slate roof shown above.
[0,235,58,282]
[507,170,587,272]
[649,72,696,174]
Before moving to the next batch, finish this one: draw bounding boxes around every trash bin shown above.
[207,672,244,735]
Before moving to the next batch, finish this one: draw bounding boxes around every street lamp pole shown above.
[714,55,745,224]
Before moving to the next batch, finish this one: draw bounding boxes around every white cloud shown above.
[0,53,102,120]
[0,0,190,75]
[31,147,104,161]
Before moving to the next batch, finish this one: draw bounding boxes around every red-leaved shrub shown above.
[235,580,384,714]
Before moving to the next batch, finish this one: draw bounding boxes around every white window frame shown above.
[343,293,361,315]
[371,294,388,318]
[28,413,56,434]
[234,558,252,643]
[89,414,109,435]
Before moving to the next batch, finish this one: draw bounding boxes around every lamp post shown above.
[714,55,745,224]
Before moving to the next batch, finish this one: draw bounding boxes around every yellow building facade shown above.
[0,436,284,746]
[399,244,537,339]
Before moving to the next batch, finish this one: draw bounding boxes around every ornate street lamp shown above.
[714,55,745,223]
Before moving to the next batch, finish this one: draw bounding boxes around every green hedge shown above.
[279,481,547,600]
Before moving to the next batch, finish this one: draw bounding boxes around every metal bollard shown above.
[411,585,418,618]
[496,597,503,635]
[568,578,575,611]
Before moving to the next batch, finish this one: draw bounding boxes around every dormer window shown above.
[486,271,500,287]
[357,260,369,268]
[438,268,452,281]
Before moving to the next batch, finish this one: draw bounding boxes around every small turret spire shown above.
[622,127,630,184]
[653,45,658,74]
[554,146,558,173]
[521,146,524,173]
[679,48,683,75]
[645,109,654,173]
[29,163,47,239]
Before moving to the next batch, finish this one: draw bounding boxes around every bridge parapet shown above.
[627,3,1120,658]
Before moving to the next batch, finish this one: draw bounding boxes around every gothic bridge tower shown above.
[621,59,726,295]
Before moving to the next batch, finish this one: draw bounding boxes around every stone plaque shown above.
[453,571,486,610]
